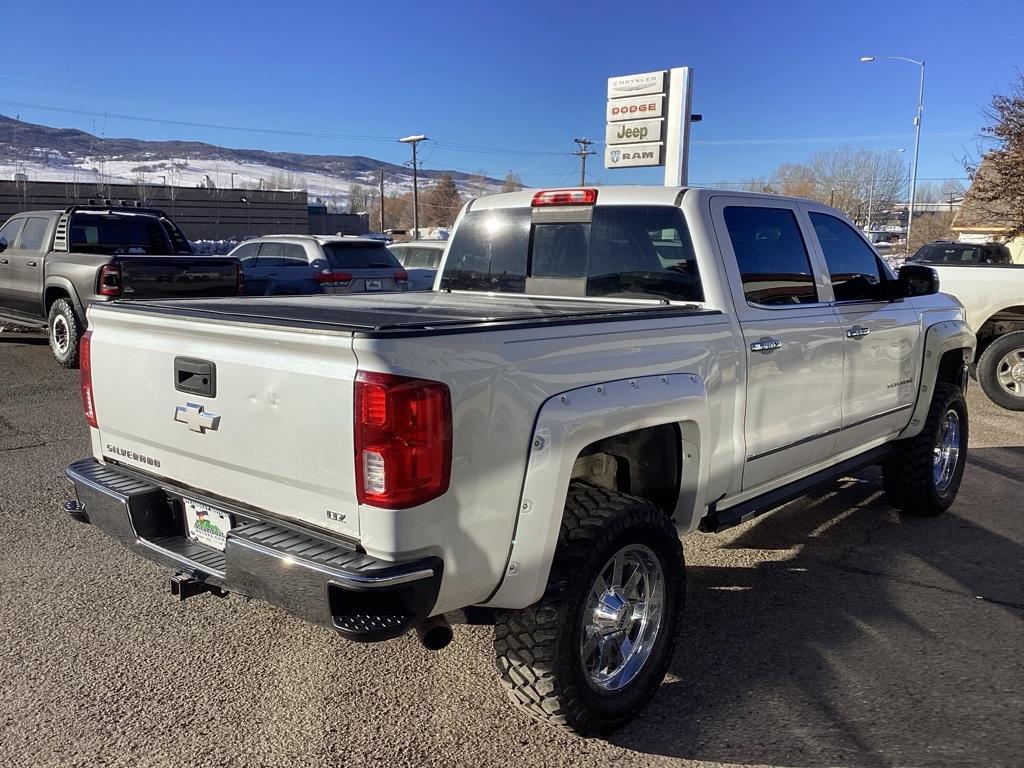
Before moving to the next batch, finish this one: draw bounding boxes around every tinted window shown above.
[18,217,49,251]
[810,212,885,302]
[69,214,171,255]
[723,206,818,305]
[0,218,25,248]
[232,242,260,265]
[442,209,531,292]
[281,243,309,267]
[442,206,702,302]
[911,243,1010,265]
[256,242,285,266]
[321,243,402,270]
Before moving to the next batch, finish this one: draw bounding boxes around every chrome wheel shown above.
[933,409,961,493]
[51,314,70,355]
[994,348,1024,398]
[580,543,665,692]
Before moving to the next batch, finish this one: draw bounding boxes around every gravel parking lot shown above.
[1,337,1021,768]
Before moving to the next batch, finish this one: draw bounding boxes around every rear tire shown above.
[47,298,81,369]
[882,383,968,515]
[976,331,1024,411]
[493,482,684,735]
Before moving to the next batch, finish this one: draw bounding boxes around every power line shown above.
[572,138,596,185]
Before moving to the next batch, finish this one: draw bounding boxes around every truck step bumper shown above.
[64,458,443,642]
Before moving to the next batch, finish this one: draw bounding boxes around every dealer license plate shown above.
[365,278,383,291]
[183,498,232,551]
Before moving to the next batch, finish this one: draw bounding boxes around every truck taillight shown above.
[314,269,354,286]
[97,264,121,297]
[80,331,98,428]
[354,371,452,509]
[531,188,598,206]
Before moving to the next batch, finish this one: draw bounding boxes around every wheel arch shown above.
[43,278,85,324]
[900,319,975,440]
[483,372,711,610]
[974,303,1024,355]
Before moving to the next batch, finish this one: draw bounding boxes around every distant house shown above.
[951,160,1024,263]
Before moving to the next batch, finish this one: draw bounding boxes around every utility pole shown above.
[572,137,596,185]
[379,168,386,234]
[399,135,427,239]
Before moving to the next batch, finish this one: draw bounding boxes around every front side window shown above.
[810,212,886,302]
[232,242,260,265]
[0,218,25,248]
[18,217,49,251]
[724,206,819,305]
[442,206,702,302]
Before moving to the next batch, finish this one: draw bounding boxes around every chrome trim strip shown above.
[228,536,435,588]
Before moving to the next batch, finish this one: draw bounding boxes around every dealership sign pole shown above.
[604,67,693,186]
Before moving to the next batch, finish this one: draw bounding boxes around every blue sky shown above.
[0,0,1020,190]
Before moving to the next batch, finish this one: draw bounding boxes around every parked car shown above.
[908,240,1012,265]
[228,235,409,296]
[903,259,1024,410]
[387,240,446,290]
[65,186,973,735]
[0,205,242,367]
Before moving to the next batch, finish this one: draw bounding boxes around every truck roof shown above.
[468,185,822,210]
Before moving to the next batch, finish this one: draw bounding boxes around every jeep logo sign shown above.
[604,142,664,168]
[606,118,664,146]
[607,94,665,122]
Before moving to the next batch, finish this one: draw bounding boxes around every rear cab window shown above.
[441,205,703,303]
[69,214,172,255]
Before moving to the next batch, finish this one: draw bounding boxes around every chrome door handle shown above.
[750,337,783,353]
[26,261,37,267]
[846,325,870,339]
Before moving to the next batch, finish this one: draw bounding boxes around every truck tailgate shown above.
[87,306,360,538]
[118,257,239,300]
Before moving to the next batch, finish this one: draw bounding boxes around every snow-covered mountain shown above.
[0,115,502,206]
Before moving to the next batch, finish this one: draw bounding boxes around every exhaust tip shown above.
[416,615,453,651]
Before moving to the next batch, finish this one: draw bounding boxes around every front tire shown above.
[494,482,684,735]
[977,331,1024,411]
[882,383,968,515]
[47,298,81,369]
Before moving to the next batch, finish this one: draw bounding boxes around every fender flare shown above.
[482,372,711,610]
[900,319,975,440]
[42,276,86,325]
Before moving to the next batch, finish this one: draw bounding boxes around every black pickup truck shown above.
[0,205,242,367]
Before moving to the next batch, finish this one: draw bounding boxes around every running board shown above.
[700,445,893,534]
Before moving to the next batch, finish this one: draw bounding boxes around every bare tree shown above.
[501,171,523,193]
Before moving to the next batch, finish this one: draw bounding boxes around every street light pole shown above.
[399,135,427,240]
[860,55,925,254]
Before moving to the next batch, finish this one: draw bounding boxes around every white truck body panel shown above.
[927,264,1024,330]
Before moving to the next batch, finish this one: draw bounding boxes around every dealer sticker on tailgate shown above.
[183,498,232,551]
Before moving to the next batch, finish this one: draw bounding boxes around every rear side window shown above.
[281,243,308,267]
[18,217,49,251]
[405,247,443,269]
[723,206,819,305]
[256,242,285,266]
[321,243,401,270]
[442,206,702,302]
[810,212,886,302]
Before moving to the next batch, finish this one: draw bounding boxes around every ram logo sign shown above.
[604,143,664,169]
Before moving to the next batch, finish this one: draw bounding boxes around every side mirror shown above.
[895,264,940,298]
[0,237,7,253]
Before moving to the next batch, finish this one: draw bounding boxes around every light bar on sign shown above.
[531,189,598,207]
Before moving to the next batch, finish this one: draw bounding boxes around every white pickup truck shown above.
[904,252,1024,410]
[65,186,975,734]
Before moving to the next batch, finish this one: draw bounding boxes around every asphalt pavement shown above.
[1,337,1021,768]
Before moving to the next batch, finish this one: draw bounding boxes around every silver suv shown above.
[229,235,409,296]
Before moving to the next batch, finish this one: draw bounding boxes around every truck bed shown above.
[97,291,715,337]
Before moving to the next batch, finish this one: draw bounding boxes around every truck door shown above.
[711,196,844,490]
[0,217,26,312]
[803,207,922,451]
[5,215,51,316]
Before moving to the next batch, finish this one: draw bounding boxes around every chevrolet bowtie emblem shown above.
[174,403,221,433]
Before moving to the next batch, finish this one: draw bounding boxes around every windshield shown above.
[442,205,703,302]
[321,243,402,269]
[69,213,172,255]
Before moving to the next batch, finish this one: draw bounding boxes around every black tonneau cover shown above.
[105,291,715,337]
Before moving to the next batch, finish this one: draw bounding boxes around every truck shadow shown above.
[611,446,1024,767]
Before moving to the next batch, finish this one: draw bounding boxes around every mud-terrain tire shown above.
[47,298,81,369]
[976,331,1024,411]
[494,481,684,735]
[882,383,968,516]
